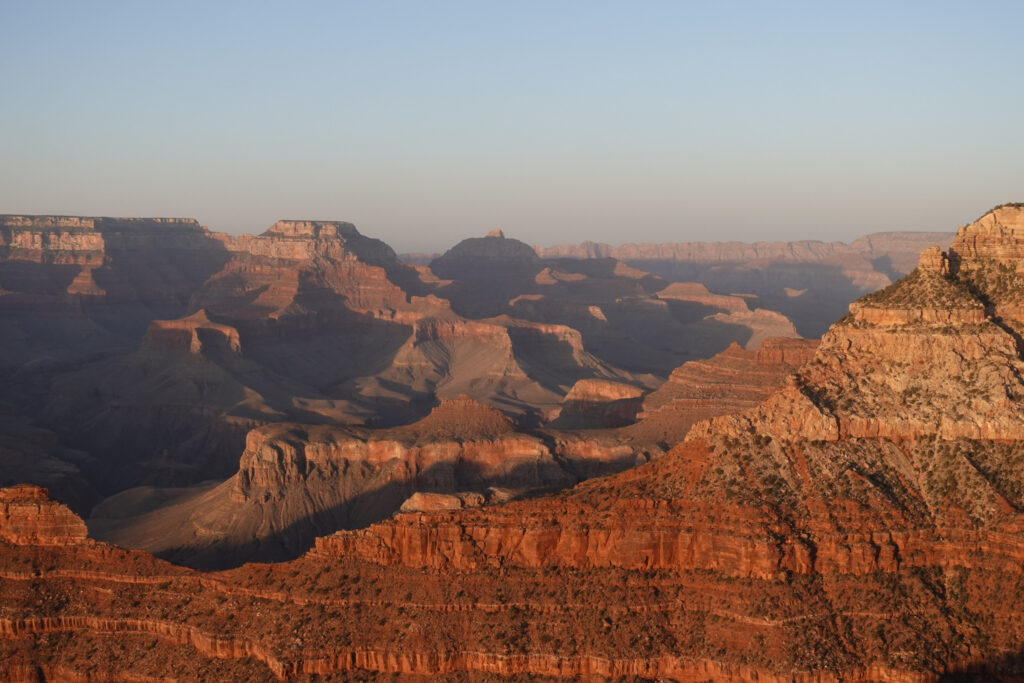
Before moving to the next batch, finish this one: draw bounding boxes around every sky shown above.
[1,1,1022,253]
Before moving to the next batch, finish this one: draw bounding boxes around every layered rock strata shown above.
[4,207,1024,680]
[89,398,654,568]
[5,217,660,496]
[635,337,819,444]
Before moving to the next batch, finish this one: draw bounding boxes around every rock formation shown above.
[535,230,956,336]
[0,484,87,546]
[3,215,807,510]
[547,378,645,428]
[302,204,1024,677]
[88,397,655,568]
[5,206,1024,680]
[635,336,819,444]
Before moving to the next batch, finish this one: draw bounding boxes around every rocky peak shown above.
[942,204,1024,325]
[729,207,1024,444]
[486,228,505,238]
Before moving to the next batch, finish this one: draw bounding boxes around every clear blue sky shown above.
[2,1,1021,252]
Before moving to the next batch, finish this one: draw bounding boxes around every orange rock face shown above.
[0,484,87,546]
[635,337,819,445]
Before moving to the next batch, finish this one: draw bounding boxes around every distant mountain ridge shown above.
[532,231,956,337]
[534,231,953,270]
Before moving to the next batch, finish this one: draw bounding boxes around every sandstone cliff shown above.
[0,484,87,546]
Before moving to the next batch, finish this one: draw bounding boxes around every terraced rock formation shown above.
[635,336,819,445]
[87,335,817,570]
[89,397,657,568]
[4,215,799,498]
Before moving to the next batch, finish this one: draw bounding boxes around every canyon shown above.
[0,214,840,567]
[4,206,1017,680]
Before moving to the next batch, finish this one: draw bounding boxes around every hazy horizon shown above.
[3,1,1022,252]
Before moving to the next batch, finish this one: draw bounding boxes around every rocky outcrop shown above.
[399,491,485,512]
[0,484,87,545]
[656,281,751,312]
[548,379,645,428]
[563,379,644,403]
[143,309,243,354]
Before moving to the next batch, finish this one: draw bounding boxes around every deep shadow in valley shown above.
[137,453,644,571]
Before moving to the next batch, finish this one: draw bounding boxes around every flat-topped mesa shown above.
[1,215,106,258]
[241,220,400,265]
[0,484,88,546]
[263,220,359,238]
[0,215,205,234]
[0,215,212,263]
[655,281,749,312]
[549,379,645,429]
